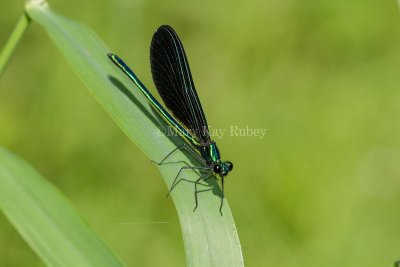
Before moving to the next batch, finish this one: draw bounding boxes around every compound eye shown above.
[213,164,221,173]
[226,161,233,171]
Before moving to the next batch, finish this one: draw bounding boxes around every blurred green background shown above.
[1,0,400,266]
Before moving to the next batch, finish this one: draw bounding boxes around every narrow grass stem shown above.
[0,13,31,77]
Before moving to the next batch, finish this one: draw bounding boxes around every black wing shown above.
[150,25,210,144]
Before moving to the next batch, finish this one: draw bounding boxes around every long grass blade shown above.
[23,1,244,266]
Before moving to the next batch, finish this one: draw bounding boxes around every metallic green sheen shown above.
[108,53,201,147]
[209,142,220,163]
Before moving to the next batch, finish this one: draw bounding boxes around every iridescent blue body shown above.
[107,25,233,215]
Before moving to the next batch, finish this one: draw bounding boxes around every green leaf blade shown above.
[24,1,244,266]
[0,148,125,267]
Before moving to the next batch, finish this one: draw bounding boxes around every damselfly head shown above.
[213,161,233,177]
